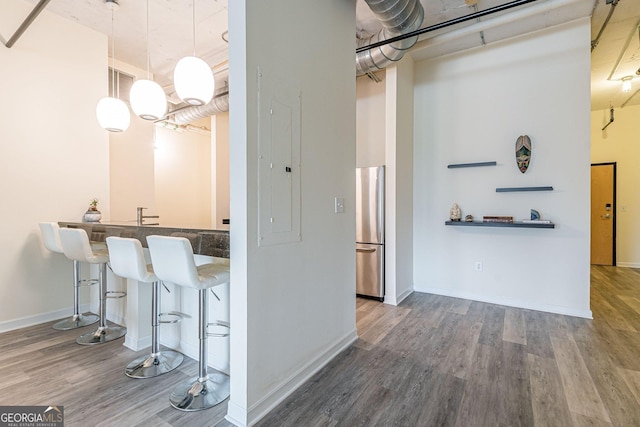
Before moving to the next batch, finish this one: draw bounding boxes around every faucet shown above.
[137,207,159,226]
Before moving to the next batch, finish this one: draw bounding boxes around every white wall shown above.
[109,112,155,222]
[154,126,212,228]
[212,112,230,230]
[413,19,592,318]
[228,0,356,425]
[385,57,414,305]
[0,1,109,329]
[356,72,385,167]
[591,104,640,267]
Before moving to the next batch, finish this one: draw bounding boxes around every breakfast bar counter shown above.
[58,222,229,258]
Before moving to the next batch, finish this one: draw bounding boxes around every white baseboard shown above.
[225,401,248,427]
[124,334,151,352]
[414,285,593,319]
[383,288,413,306]
[395,288,413,305]
[225,329,358,427]
[0,303,93,334]
[616,262,640,268]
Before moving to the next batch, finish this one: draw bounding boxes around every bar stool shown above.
[39,222,99,330]
[59,228,127,345]
[147,235,230,411]
[106,236,184,378]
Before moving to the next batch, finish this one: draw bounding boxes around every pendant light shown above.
[96,1,130,133]
[130,0,167,120]
[174,0,214,106]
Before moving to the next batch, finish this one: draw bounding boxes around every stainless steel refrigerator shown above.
[356,166,385,301]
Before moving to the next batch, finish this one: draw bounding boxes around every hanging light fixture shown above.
[622,76,633,93]
[96,0,130,132]
[173,0,214,106]
[130,0,167,120]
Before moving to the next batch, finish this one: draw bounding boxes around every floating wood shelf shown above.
[495,186,553,192]
[447,161,497,169]
[445,220,555,229]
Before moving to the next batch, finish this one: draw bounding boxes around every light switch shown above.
[335,197,344,214]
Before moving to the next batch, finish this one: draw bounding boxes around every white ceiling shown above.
[11,0,640,110]
[591,0,640,110]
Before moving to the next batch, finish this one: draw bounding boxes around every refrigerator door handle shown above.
[356,248,376,253]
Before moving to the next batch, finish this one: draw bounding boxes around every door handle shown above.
[601,214,611,219]
[356,248,376,253]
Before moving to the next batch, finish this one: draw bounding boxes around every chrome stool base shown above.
[125,350,184,378]
[76,324,127,345]
[169,371,230,411]
[52,313,99,331]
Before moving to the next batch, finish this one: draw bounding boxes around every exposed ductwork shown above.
[356,0,425,76]
[172,91,229,124]
[173,0,424,123]
[171,70,229,124]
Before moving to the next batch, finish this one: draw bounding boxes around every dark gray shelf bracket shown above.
[496,186,553,192]
[447,161,497,169]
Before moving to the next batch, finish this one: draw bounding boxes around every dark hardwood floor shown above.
[2,266,640,426]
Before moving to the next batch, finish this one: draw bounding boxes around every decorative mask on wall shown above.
[515,135,532,173]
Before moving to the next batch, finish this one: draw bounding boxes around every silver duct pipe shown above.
[356,0,425,76]
[172,91,229,124]
[173,1,424,122]
[171,70,229,124]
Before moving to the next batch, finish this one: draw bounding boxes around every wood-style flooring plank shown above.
[549,334,610,422]
[617,367,640,406]
[503,307,527,345]
[527,353,573,426]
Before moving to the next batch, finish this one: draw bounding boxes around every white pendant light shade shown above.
[96,96,130,132]
[130,79,167,120]
[174,56,214,106]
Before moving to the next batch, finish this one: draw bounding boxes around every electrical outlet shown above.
[334,197,345,213]
[475,261,483,272]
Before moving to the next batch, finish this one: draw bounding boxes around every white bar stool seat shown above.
[59,228,127,345]
[106,236,184,378]
[147,235,230,412]
[39,222,99,330]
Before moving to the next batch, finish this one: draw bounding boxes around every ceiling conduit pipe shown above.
[356,0,425,76]
[360,0,582,58]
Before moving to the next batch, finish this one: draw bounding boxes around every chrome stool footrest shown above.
[159,312,186,324]
[106,290,127,299]
[78,278,99,287]
[206,320,230,338]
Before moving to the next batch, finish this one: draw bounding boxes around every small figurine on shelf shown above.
[450,203,462,221]
[465,214,474,222]
[83,198,102,223]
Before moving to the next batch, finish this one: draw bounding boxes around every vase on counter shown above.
[83,209,102,223]
[83,198,102,223]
